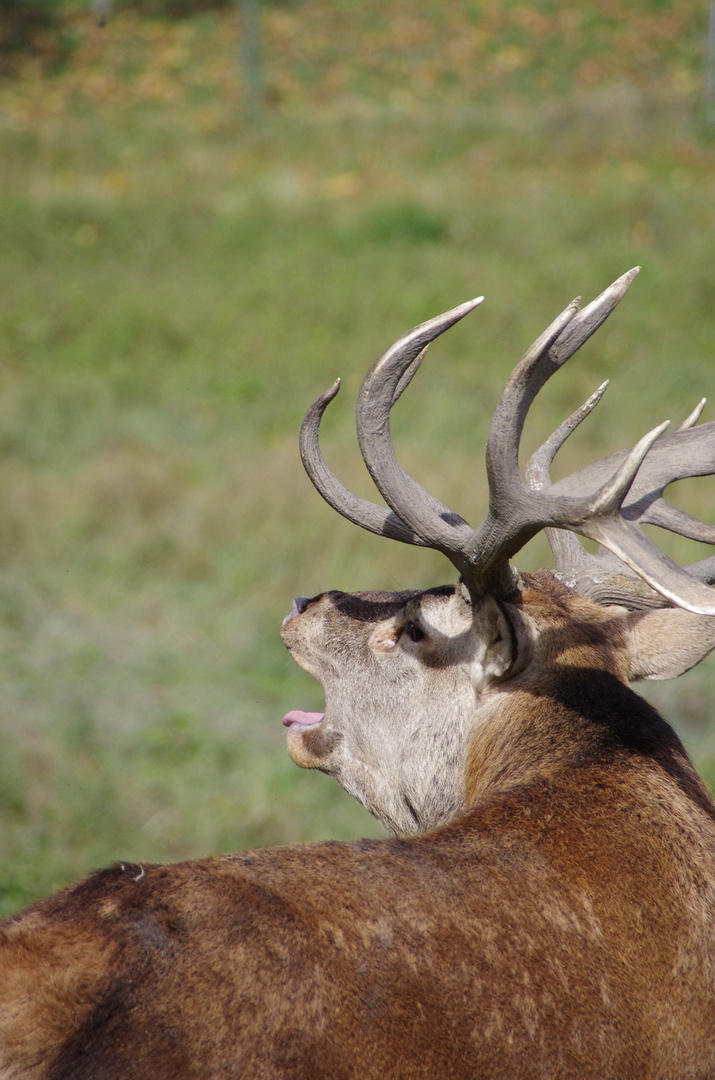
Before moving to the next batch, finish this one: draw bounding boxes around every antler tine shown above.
[620,421,715,541]
[484,300,581,505]
[542,409,715,612]
[549,267,642,365]
[299,379,430,547]
[486,268,640,504]
[354,297,483,578]
[580,515,715,614]
[547,412,715,543]
[522,384,610,590]
[525,381,610,492]
[464,269,642,596]
[392,345,430,406]
[298,303,482,554]
[678,398,706,431]
[587,421,671,517]
[551,421,714,609]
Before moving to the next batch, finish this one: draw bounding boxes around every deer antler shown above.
[527,396,715,609]
[300,269,715,614]
[298,312,470,550]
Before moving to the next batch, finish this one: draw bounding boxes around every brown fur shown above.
[2,575,715,1078]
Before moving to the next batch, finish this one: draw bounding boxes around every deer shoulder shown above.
[3,270,715,1080]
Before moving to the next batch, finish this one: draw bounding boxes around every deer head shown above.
[282,268,715,835]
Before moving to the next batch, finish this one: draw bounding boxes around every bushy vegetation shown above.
[0,0,234,76]
[0,0,72,75]
[0,0,714,916]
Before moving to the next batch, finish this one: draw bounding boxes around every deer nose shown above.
[282,596,312,625]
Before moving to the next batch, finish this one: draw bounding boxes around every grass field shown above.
[1,0,715,916]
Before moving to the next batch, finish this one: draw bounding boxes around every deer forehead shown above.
[293,588,458,638]
[287,577,623,661]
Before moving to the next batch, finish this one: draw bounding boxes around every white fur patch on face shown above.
[473,596,515,681]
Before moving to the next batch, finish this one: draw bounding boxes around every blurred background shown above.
[1,0,714,916]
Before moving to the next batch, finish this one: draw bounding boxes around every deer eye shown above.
[404,620,425,643]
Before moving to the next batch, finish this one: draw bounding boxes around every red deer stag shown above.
[3,267,715,1079]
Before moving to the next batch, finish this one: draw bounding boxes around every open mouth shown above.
[282,710,325,731]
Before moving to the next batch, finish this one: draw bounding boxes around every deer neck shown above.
[463,656,699,811]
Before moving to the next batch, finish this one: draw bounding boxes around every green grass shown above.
[1,1,715,916]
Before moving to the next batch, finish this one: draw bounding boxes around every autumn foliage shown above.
[0,1,708,112]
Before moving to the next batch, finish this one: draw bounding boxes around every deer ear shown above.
[626,608,715,681]
[473,596,515,680]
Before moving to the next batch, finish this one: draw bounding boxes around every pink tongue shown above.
[282,710,325,728]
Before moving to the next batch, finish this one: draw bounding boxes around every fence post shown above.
[707,1,715,127]
[239,0,262,123]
